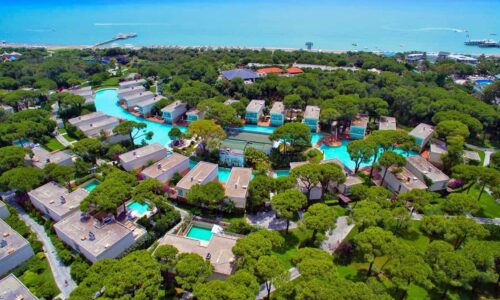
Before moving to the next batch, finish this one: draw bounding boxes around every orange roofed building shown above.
[286,67,304,74]
[256,67,284,75]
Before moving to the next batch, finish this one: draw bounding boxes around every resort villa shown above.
[140,153,190,183]
[0,219,35,276]
[161,101,187,124]
[118,85,146,99]
[122,91,155,108]
[322,159,363,196]
[224,167,252,210]
[119,143,168,172]
[53,211,139,263]
[186,108,205,123]
[378,116,397,131]
[285,67,304,76]
[429,139,481,166]
[118,78,147,89]
[176,162,218,198]
[68,112,126,143]
[221,69,258,82]
[28,181,88,222]
[134,95,164,117]
[270,102,285,126]
[219,131,273,167]
[29,146,74,169]
[245,100,265,124]
[0,200,9,219]
[304,106,321,132]
[380,165,428,194]
[409,123,434,151]
[405,156,450,192]
[256,67,284,76]
[0,274,39,300]
[159,226,239,278]
[349,114,369,139]
[66,86,94,104]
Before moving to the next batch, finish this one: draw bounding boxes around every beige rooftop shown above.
[409,123,434,139]
[225,167,252,199]
[119,143,166,163]
[304,105,320,119]
[31,147,72,168]
[390,166,428,190]
[246,100,265,112]
[379,116,397,130]
[176,161,218,190]
[0,219,30,261]
[53,211,132,257]
[270,102,285,114]
[141,153,189,178]
[0,274,38,300]
[351,114,369,128]
[406,156,450,182]
[161,100,186,112]
[28,182,88,217]
[68,112,106,127]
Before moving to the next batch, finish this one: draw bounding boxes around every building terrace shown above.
[383,166,428,193]
[118,85,146,99]
[176,162,218,198]
[409,123,434,150]
[225,167,252,209]
[378,116,397,131]
[0,274,38,300]
[0,219,34,276]
[119,143,168,171]
[28,181,88,222]
[30,146,73,169]
[405,155,449,191]
[140,153,190,183]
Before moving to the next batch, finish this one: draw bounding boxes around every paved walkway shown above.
[55,133,73,147]
[465,144,496,167]
[321,216,355,253]
[246,210,299,231]
[255,267,300,300]
[9,201,76,299]
[412,212,500,226]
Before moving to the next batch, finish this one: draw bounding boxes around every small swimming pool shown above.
[127,201,150,216]
[83,180,100,192]
[186,225,213,241]
[218,168,231,182]
[475,79,493,86]
[239,124,276,134]
[273,169,290,178]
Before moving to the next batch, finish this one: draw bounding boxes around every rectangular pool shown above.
[83,180,100,192]
[186,225,213,241]
[127,201,150,216]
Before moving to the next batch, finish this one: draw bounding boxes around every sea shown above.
[2,0,500,54]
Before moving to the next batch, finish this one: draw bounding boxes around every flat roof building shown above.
[30,146,74,169]
[0,274,38,300]
[304,106,320,132]
[220,131,273,167]
[159,230,239,278]
[221,69,258,82]
[349,114,369,139]
[381,166,428,194]
[134,96,164,117]
[161,101,187,124]
[122,91,155,107]
[66,86,93,104]
[405,156,449,191]
[68,113,125,143]
[245,100,265,124]
[378,116,397,131]
[186,108,205,123]
[28,181,88,222]
[68,112,108,128]
[270,102,285,126]
[0,219,34,276]
[140,153,190,183]
[225,167,252,209]
[176,162,218,198]
[409,123,434,151]
[119,143,168,171]
[54,211,138,263]
[0,200,9,219]
[118,85,146,99]
[118,79,146,89]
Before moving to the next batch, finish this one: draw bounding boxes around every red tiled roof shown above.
[286,67,304,74]
[256,67,284,74]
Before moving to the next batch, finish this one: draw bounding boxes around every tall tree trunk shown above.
[266,281,272,299]
[367,261,374,278]
[368,152,379,180]
[286,219,290,234]
[478,183,486,201]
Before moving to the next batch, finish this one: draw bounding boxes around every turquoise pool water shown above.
[475,79,493,86]
[127,201,150,216]
[186,225,213,241]
[94,89,187,146]
[188,160,231,183]
[273,169,290,178]
[83,181,100,192]
[320,139,416,170]
[239,125,276,135]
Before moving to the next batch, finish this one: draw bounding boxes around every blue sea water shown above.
[2,0,500,54]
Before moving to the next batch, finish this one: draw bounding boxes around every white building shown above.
[118,79,147,89]
[134,96,164,117]
[405,156,449,192]
[66,86,94,105]
[429,140,448,167]
[29,146,74,169]
[409,123,434,151]
[122,91,155,108]
[28,181,88,222]
[176,162,218,198]
[161,101,187,124]
[224,167,252,209]
[68,112,126,143]
[0,200,9,219]
[303,106,321,132]
[380,166,428,194]
[0,219,35,276]
[68,112,108,128]
[140,153,190,183]
[378,116,397,131]
[54,211,139,263]
[245,100,266,124]
[118,85,146,99]
[0,273,38,300]
[323,159,363,195]
[119,143,168,171]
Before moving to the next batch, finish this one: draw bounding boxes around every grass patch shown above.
[407,284,430,300]
[459,184,500,218]
[44,138,65,151]
[272,228,312,268]
[93,77,119,89]
[57,128,67,134]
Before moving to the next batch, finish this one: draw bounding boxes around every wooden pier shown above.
[93,33,137,48]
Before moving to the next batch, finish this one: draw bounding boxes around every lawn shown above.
[456,184,500,218]
[93,77,119,89]
[272,228,312,268]
[44,138,65,151]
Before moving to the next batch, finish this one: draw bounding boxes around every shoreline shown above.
[2,41,500,57]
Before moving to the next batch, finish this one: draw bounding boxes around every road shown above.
[9,201,76,299]
[255,267,300,300]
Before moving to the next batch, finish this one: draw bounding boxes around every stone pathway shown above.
[9,201,76,299]
[255,267,300,300]
[321,216,355,253]
[246,210,299,231]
